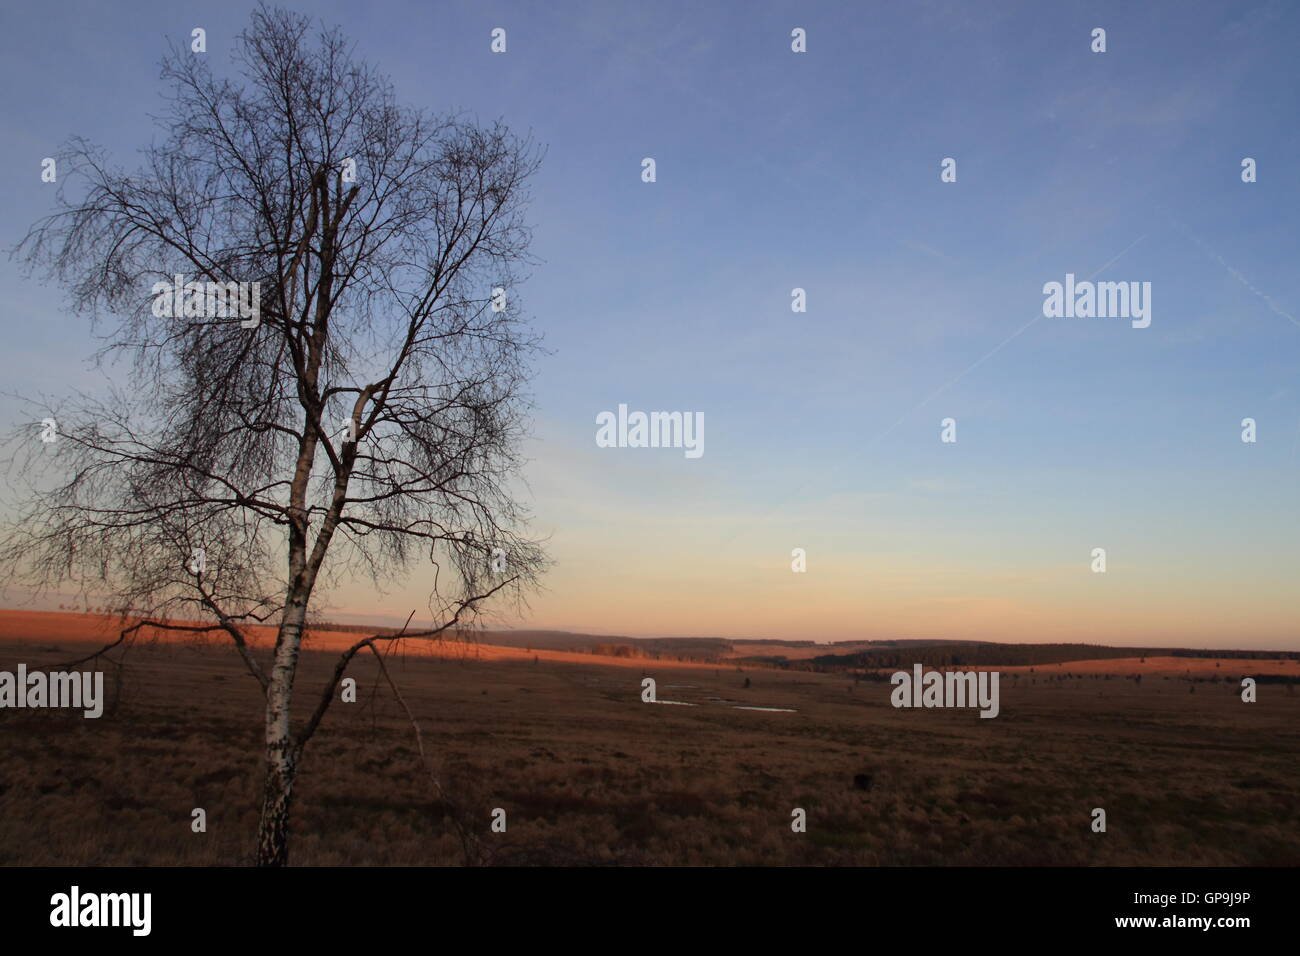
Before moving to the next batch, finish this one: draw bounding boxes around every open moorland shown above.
[0,610,1296,866]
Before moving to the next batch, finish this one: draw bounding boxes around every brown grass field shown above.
[0,610,1297,866]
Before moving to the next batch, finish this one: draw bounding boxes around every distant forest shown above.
[303,623,1299,671]
[744,644,1300,672]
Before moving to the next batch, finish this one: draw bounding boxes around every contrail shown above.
[716,234,1149,545]
[1172,217,1300,332]
[866,234,1148,446]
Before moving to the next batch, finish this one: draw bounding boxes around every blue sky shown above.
[1,1,1298,647]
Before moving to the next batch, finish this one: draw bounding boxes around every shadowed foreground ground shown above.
[1,623,1297,865]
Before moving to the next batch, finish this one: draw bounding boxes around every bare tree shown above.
[2,5,547,866]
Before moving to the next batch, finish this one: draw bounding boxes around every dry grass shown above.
[1,614,1297,866]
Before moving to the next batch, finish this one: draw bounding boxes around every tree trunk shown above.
[256,607,307,866]
[256,748,294,867]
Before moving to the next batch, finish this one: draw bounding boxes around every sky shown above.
[1,1,1298,648]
